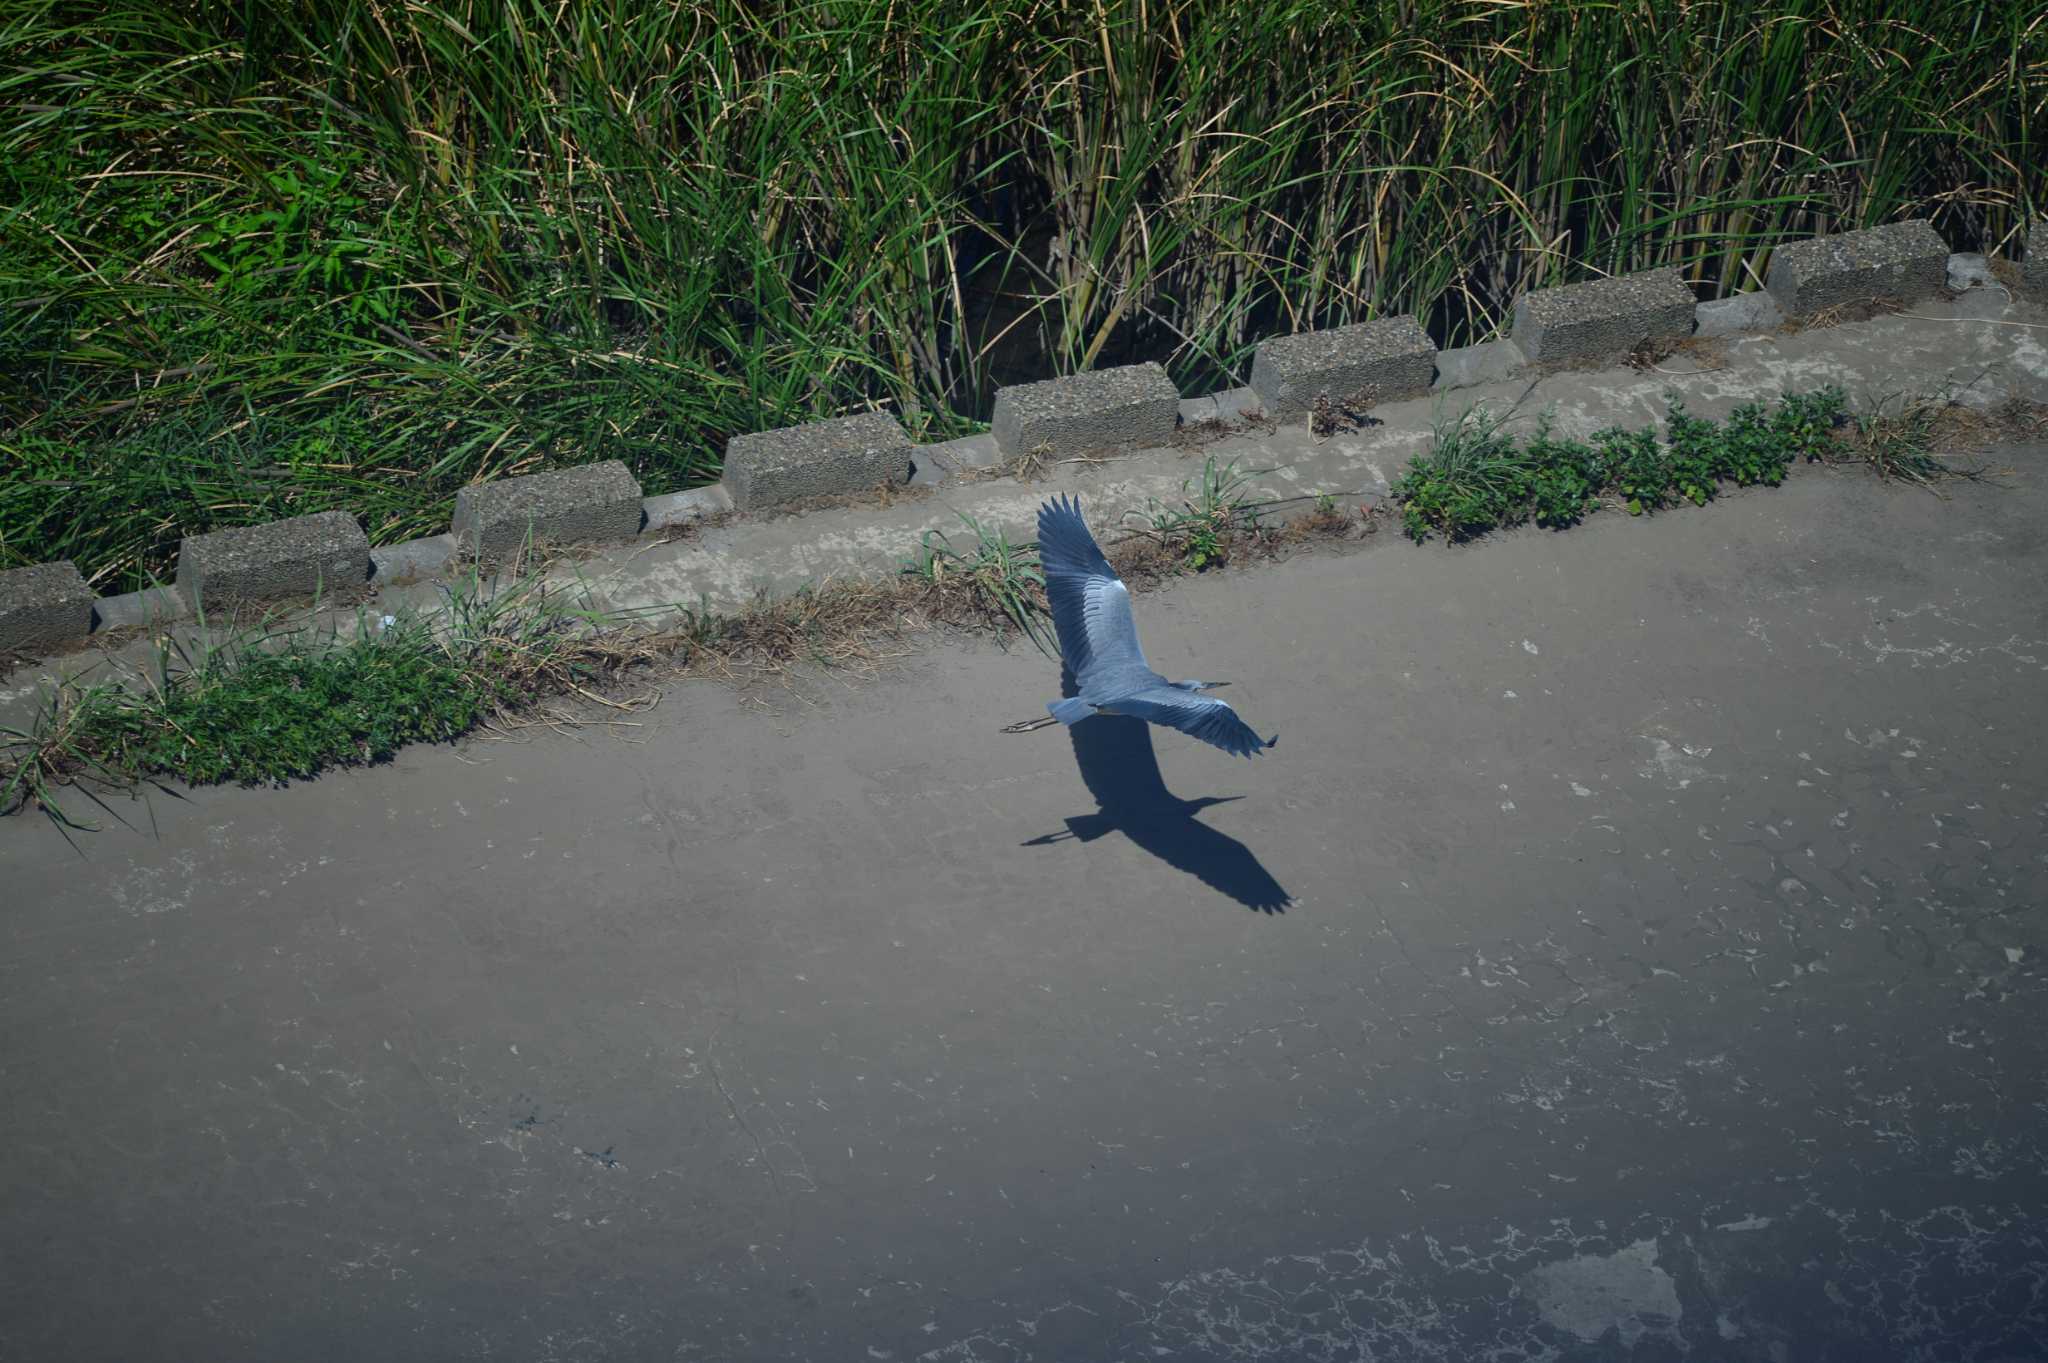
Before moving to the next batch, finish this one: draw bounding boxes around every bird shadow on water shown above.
[1021,667,1292,914]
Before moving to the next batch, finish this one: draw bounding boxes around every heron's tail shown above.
[1046,697,1093,727]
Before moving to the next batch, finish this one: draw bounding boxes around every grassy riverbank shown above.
[4,0,2041,589]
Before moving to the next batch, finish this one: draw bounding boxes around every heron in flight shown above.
[1004,494,1276,759]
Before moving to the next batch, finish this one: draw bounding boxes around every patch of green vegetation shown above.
[3,1,2035,588]
[1393,388,1850,541]
[8,521,1089,835]
[1,573,623,838]
[1392,403,1533,540]
[902,513,1056,656]
[1128,456,1268,570]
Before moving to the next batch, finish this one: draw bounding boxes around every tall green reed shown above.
[3,0,2039,588]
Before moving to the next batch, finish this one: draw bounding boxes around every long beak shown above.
[1001,715,1062,733]
[1201,681,1231,690]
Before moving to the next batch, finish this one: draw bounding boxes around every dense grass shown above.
[4,1,2041,589]
[1394,388,1850,540]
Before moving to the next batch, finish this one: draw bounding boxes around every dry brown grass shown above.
[517,494,1382,709]
[1,490,1378,826]
[1308,387,1384,440]
[1786,295,1908,333]
[1624,335,1682,370]
[1170,410,1278,451]
[1889,393,2046,451]
[1810,388,2041,496]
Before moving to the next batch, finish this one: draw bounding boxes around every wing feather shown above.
[1037,494,1147,682]
[1111,685,1277,760]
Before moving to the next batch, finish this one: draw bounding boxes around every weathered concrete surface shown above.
[368,533,457,587]
[90,583,189,634]
[1512,268,1697,364]
[990,362,1180,458]
[451,460,645,561]
[1178,386,1265,429]
[1432,337,1526,389]
[3,442,2047,1361]
[725,412,914,511]
[0,560,93,657]
[3,290,2044,700]
[176,510,373,610]
[1947,252,1996,292]
[1249,314,1436,423]
[1766,220,1950,317]
[1694,291,1785,338]
[583,290,2048,618]
[642,484,733,533]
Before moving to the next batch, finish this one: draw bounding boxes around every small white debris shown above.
[1522,639,1540,655]
[2006,947,2026,964]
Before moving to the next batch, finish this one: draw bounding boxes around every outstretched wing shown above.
[1112,684,1277,760]
[1037,494,1147,682]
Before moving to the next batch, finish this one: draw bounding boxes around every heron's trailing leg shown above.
[1003,695,1095,734]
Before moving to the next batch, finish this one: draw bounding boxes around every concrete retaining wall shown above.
[1765,219,1949,317]
[0,562,94,660]
[1512,268,1697,364]
[725,412,913,511]
[1249,315,1435,423]
[453,461,644,563]
[12,214,2035,671]
[178,511,372,611]
[990,362,1179,458]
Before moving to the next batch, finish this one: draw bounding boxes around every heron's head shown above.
[1172,679,1230,693]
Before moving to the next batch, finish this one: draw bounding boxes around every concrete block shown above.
[990,362,1179,458]
[1765,220,1948,317]
[1694,292,1785,338]
[643,485,733,532]
[452,461,644,561]
[1249,315,1435,424]
[1512,268,1697,364]
[92,585,188,633]
[1432,339,1527,390]
[0,561,95,658]
[177,510,371,610]
[724,412,913,511]
[369,533,457,586]
[2025,217,2047,294]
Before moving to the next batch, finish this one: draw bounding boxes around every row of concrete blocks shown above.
[2,217,2042,662]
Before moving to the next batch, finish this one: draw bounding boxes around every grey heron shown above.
[1004,494,1277,759]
